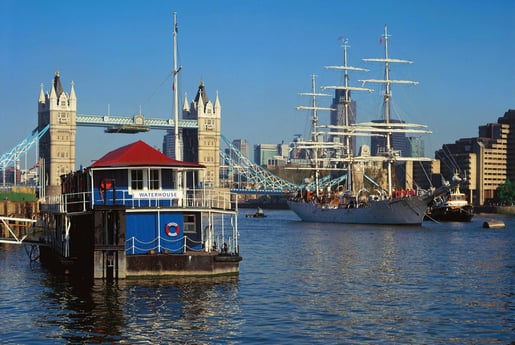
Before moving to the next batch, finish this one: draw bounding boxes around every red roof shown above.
[89,140,204,169]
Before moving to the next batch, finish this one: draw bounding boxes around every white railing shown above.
[40,188,236,212]
[125,232,237,256]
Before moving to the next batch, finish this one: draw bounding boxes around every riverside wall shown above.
[474,205,515,215]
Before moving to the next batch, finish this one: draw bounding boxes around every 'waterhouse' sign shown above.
[131,190,183,199]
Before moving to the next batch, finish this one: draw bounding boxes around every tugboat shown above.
[426,185,474,222]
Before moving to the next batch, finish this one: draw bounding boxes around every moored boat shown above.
[39,140,241,279]
[38,13,241,279]
[287,27,451,225]
[483,219,505,229]
[426,185,474,222]
[246,207,266,218]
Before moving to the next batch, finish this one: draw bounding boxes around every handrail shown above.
[125,233,236,255]
[40,188,237,212]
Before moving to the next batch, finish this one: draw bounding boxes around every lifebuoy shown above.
[99,178,114,201]
[99,179,113,190]
[165,222,180,237]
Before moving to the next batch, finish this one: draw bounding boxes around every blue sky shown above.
[1,0,513,168]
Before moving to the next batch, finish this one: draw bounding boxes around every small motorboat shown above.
[246,207,266,218]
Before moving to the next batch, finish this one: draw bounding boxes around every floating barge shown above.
[39,140,241,279]
[482,219,506,229]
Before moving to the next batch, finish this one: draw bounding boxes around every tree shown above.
[496,179,515,205]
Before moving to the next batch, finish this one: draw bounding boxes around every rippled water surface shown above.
[1,210,514,344]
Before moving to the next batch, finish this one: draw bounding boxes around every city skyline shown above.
[0,0,513,168]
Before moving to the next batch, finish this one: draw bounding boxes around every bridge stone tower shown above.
[181,81,221,188]
[38,71,77,197]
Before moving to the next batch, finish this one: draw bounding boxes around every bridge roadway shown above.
[76,113,198,131]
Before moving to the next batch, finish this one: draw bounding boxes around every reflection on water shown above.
[37,276,242,344]
[0,211,514,344]
[236,213,514,344]
[0,243,242,345]
[121,277,242,344]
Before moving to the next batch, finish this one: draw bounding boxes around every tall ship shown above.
[287,26,450,225]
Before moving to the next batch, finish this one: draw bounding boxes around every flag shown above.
[379,37,382,44]
[337,35,344,41]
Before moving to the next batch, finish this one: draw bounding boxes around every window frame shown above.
[183,214,196,234]
[128,168,161,191]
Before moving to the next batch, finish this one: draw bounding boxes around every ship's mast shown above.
[323,38,372,193]
[296,74,333,196]
[361,25,418,196]
[299,74,324,143]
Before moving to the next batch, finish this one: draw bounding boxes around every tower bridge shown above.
[1,72,302,196]
[75,113,301,194]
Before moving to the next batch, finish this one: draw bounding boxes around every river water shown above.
[1,210,513,344]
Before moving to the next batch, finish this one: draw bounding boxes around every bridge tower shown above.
[177,81,221,188]
[38,71,77,196]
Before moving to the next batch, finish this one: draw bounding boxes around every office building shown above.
[370,119,410,157]
[330,89,357,156]
[232,139,250,159]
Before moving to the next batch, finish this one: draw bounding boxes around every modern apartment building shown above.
[435,109,513,205]
[498,109,515,182]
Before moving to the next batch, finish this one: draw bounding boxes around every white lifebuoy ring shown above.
[164,222,180,237]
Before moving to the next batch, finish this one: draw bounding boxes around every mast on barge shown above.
[172,12,182,161]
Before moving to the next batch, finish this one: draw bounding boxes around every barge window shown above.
[129,168,161,190]
[130,170,144,189]
[184,214,196,233]
[149,169,160,190]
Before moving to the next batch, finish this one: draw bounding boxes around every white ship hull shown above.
[287,195,432,225]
